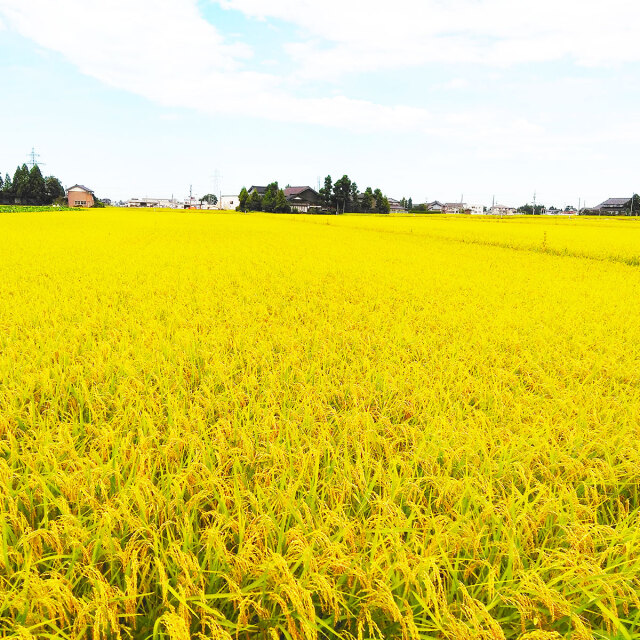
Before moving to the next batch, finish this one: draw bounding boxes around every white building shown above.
[126,197,179,208]
[469,204,484,215]
[219,195,239,210]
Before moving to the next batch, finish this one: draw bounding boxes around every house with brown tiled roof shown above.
[67,185,94,208]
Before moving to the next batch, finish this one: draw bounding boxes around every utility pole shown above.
[533,191,537,215]
[212,168,223,209]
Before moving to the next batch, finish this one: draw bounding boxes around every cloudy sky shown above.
[1,0,638,207]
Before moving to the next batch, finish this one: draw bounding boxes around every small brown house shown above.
[67,185,95,207]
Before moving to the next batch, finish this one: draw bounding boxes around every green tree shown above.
[13,164,30,202]
[401,197,407,209]
[0,173,3,191]
[274,189,290,213]
[625,194,640,215]
[361,187,373,212]
[44,176,65,204]
[28,165,46,205]
[319,175,333,210]
[262,182,279,212]
[349,182,360,213]
[248,189,262,211]
[333,175,352,214]
[238,187,249,211]
[408,197,413,211]
[199,194,218,208]
[374,188,389,213]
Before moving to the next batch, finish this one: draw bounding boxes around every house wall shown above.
[67,189,94,207]
[220,196,238,210]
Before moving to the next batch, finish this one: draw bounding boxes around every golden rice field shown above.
[1,208,639,640]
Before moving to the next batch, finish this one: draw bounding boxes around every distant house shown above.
[220,194,239,210]
[589,198,632,215]
[443,202,466,214]
[387,198,407,213]
[126,197,178,208]
[285,186,322,212]
[426,200,444,212]
[248,186,267,196]
[546,207,562,215]
[469,204,484,215]
[489,204,516,216]
[67,185,94,208]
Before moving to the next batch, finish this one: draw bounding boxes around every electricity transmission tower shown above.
[27,147,45,169]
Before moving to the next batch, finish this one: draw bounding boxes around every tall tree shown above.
[248,190,262,211]
[44,176,65,204]
[13,164,30,202]
[349,182,360,213]
[262,182,279,212]
[319,175,333,210]
[361,187,373,212]
[374,189,389,214]
[238,187,249,211]
[408,197,413,210]
[625,194,640,215]
[28,165,46,205]
[3,173,12,195]
[333,175,352,214]
[0,173,3,191]
[274,189,290,213]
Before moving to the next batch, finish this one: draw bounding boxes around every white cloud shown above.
[0,0,440,133]
[0,0,638,166]
[217,0,640,77]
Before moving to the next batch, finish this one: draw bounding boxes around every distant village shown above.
[1,154,637,216]
[113,186,639,217]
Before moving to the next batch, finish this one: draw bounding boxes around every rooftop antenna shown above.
[27,147,45,169]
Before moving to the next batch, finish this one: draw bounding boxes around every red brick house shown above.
[67,185,95,207]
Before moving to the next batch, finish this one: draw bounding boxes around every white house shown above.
[426,201,444,212]
[469,204,484,215]
[126,197,179,208]
[219,195,239,210]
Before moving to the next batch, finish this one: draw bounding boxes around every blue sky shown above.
[1,0,639,207]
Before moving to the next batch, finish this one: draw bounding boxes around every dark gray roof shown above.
[595,197,631,208]
[248,186,267,195]
[67,184,94,193]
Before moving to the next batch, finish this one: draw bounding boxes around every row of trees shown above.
[236,176,392,214]
[238,183,291,213]
[0,164,65,205]
[319,175,390,214]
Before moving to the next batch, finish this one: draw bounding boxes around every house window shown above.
[74,200,85,206]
